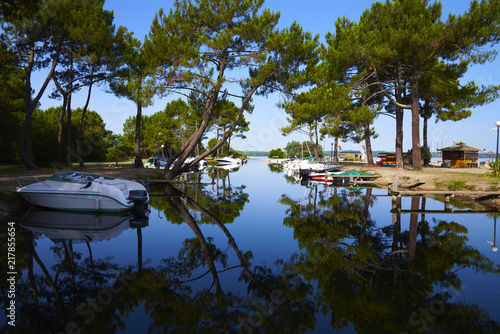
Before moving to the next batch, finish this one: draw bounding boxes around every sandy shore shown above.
[1,161,499,217]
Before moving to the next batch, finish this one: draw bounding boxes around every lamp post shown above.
[496,121,500,162]
[114,138,118,167]
[331,143,333,162]
[157,132,163,156]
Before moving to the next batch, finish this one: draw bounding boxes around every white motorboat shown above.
[184,157,208,170]
[16,171,149,212]
[282,159,326,174]
[215,156,243,166]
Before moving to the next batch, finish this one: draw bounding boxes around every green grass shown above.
[0,166,27,173]
[449,181,466,191]
[434,181,444,188]
[448,180,475,191]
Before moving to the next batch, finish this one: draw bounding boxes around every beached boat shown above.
[308,169,376,183]
[16,171,149,212]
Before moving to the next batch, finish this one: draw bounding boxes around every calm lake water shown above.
[1,159,500,333]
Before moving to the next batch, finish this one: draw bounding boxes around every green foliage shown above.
[122,97,249,159]
[434,181,444,188]
[284,141,324,159]
[31,107,110,166]
[143,0,318,177]
[448,181,476,191]
[278,183,500,332]
[0,37,24,163]
[268,148,286,159]
[488,161,500,177]
[404,147,432,165]
[1,0,135,169]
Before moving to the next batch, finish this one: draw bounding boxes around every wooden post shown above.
[392,194,398,210]
[444,193,454,210]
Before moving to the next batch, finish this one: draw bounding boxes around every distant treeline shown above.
[246,151,498,159]
[244,151,269,157]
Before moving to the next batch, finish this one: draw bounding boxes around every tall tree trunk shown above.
[134,99,144,168]
[19,44,60,170]
[216,124,220,159]
[65,59,74,167]
[57,97,67,168]
[308,125,318,160]
[423,112,429,167]
[19,46,36,169]
[195,121,200,156]
[334,137,339,162]
[422,100,430,167]
[314,123,319,160]
[76,72,94,167]
[364,120,374,167]
[164,82,257,179]
[395,61,404,168]
[411,53,422,171]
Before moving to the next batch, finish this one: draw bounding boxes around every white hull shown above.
[282,160,326,174]
[216,157,242,165]
[20,191,133,212]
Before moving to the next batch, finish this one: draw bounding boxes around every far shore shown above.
[1,159,499,218]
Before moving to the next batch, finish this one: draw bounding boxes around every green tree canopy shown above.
[144,0,319,179]
[32,107,109,166]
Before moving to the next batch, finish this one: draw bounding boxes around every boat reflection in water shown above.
[20,207,149,243]
[4,160,500,333]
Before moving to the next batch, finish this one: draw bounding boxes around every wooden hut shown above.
[438,141,482,168]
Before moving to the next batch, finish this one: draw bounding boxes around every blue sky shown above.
[35,0,500,153]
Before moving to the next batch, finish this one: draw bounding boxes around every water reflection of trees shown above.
[1,171,315,333]
[4,174,499,333]
[280,185,500,333]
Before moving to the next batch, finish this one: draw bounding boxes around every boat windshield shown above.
[49,172,93,184]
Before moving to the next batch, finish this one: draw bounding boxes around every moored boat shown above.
[16,171,149,212]
[308,169,376,183]
[215,156,243,165]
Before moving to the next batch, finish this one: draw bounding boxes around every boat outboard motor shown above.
[128,190,149,210]
[299,169,311,179]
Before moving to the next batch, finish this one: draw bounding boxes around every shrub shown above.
[268,148,286,159]
[488,161,500,177]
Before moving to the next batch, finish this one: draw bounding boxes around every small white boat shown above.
[215,156,243,166]
[16,172,149,212]
[282,159,326,174]
[184,157,208,170]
